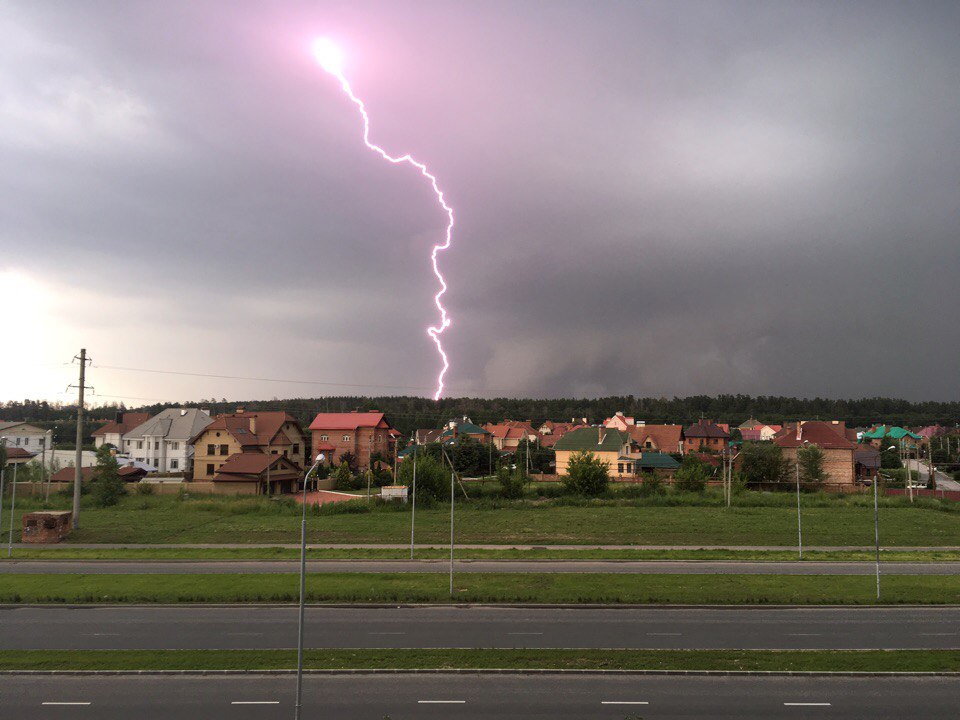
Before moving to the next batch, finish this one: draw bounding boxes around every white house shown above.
[122,408,212,474]
[91,412,152,449]
[0,422,51,455]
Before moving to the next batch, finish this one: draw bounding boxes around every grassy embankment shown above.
[3,572,959,604]
[1,649,957,673]
[4,490,959,548]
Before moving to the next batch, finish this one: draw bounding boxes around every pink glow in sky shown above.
[312,37,453,401]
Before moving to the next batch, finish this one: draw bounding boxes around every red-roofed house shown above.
[211,453,303,494]
[484,424,528,451]
[190,410,307,483]
[51,463,148,483]
[308,411,395,469]
[774,421,857,489]
[603,412,636,431]
[91,412,151,449]
[627,424,684,455]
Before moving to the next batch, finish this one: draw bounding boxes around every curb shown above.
[2,669,958,677]
[2,602,959,610]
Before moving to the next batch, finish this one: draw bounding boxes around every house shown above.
[0,422,51,454]
[51,463,148,483]
[603,412,636,431]
[484,424,528,452]
[553,427,631,476]
[438,418,491,444]
[774,421,858,489]
[91,412,151,449]
[914,425,949,440]
[308,411,395,469]
[3,447,37,465]
[191,410,307,483]
[855,446,881,484]
[121,408,212,474]
[209,453,303,495]
[627,424,684,455]
[683,420,730,453]
[414,428,444,445]
[860,425,923,449]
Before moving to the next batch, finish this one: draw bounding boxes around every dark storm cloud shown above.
[2,0,958,402]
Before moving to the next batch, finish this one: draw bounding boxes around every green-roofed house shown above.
[860,425,923,449]
[621,452,681,478]
[439,420,491,444]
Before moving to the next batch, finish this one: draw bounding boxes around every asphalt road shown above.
[3,674,958,719]
[3,606,958,651]
[3,559,959,574]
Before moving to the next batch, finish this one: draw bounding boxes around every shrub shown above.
[135,482,154,496]
[562,451,609,497]
[334,462,355,491]
[639,473,665,497]
[497,466,525,499]
[90,446,126,508]
[397,453,449,501]
[673,455,708,494]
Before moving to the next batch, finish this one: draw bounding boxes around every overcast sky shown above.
[1,0,958,405]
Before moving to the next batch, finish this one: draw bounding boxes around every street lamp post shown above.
[0,438,7,552]
[410,445,417,560]
[796,441,808,561]
[294,452,326,720]
[7,460,18,557]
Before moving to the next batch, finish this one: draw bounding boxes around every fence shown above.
[886,488,960,502]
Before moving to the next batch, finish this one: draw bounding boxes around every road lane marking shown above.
[787,633,822,636]
[646,632,681,636]
[231,701,280,705]
[368,631,406,635]
[601,701,649,705]
[508,632,543,635]
[42,702,91,706]
[88,633,120,637]
[418,700,466,704]
[784,703,831,706]
[920,633,956,636]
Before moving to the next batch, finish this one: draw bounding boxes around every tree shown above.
[879,444,901,469]
[90,445,126,508]
[562,451,609,496]
[338,452,358,472]
[397,453,448,501]
[796,443,827,487]
[333,462,355,491]
[739,442,790,486]
[451,435,484,476]
[673,454,707,493]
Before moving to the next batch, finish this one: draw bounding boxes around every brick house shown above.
[190,410,307,484]
[627,424,684,455]
[308,411,395,469]
[484,424,528,451]
[210,453,303,495]
[683,420,730,453]
[91,412,151,449]
[774,421,858,489]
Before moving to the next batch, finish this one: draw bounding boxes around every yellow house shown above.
[553,427,631,476]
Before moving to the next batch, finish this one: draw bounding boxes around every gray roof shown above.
[124,408,212,441]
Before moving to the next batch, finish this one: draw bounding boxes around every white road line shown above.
[508,632,544,635]
[418,700,466,704]
[231,701,280,705]
[41,702,91,706]
[784,702,832,706]
[646,632,681,636]
[601,701,649,705]
[88,633,120,637]
[368,631,406,635]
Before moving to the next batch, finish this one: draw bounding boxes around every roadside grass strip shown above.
[2,572,960,604]
[2,649,959,673]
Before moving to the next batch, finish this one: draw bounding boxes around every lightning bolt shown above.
[313,39,452,400]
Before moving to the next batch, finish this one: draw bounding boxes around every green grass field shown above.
[3,572,959,604]
[1,648,956,673]
[4,490,958,547]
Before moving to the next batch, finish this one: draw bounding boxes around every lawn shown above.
[4,491,959,547]
[3,572,959,604]
[1,648,956,673]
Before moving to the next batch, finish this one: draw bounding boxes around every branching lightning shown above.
[313,38,453,400]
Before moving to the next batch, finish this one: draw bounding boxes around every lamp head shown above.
[315,452,326,463]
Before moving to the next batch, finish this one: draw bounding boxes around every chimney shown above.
[249,415,257,434]
[796,422,802,442]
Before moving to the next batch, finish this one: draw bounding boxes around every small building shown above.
[308,411,395,470]
[604,412,636,431]
[91,412,151,449]
[484,424,528,451]
[438,419,491,444]
[21,511,72,544]
[627,424,684,455]
[616,452,680,478]
[683,420,730,453]
[50,463,149,483]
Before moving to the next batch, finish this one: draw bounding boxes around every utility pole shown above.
[449,470,455,597]
[410,445,417,560]
[69,349,92,530]
[795,456,803,560]
[45,433,55,502]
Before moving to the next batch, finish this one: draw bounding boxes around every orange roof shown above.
[774,421,856,450]
[309,412,392,431]
[627,424,684,452]
[196,412,302,448]
[51,465,146,482]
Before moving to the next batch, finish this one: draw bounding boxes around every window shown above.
[206,463,215,475]
[320,435,328,441]
[617,463,624,474]
[15,438,20,446]
[293,444,300,454]
[207,444,215,455]
[645,441,652,449]
[137,441,143,449]
[39,438,45,448]
[283,450,288,457]
[219,444,229,456]
[154,441,160,450]
[342,435,351,442]
[170,460,179,469]
[24,438,30,446]
[170,442,179,450]
[271,450,278,455]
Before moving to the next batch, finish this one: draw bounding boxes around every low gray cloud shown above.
[1,0,958,403]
